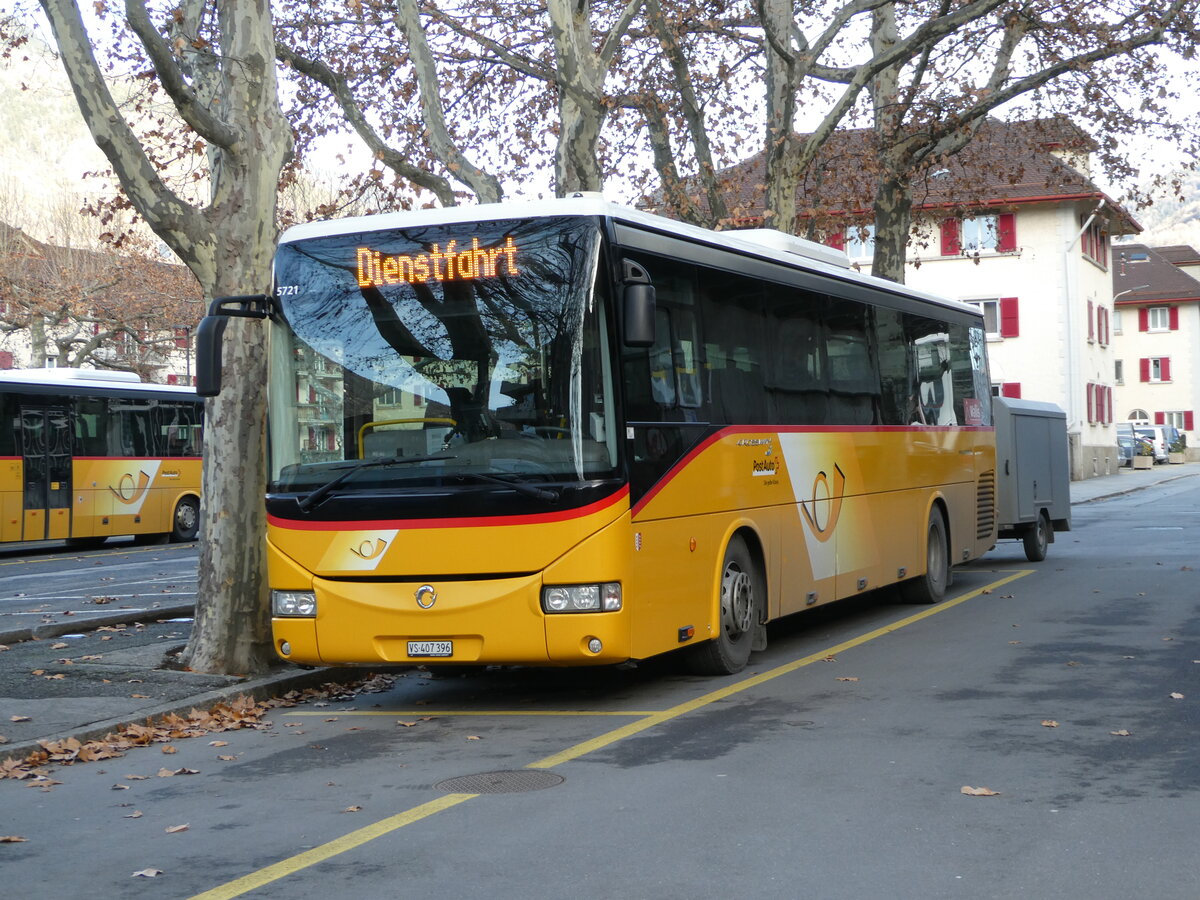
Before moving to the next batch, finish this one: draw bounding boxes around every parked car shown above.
[1117,434,1139,467]
[1131,424,1181,464]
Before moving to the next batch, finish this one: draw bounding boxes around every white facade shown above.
[888,201,1125,478]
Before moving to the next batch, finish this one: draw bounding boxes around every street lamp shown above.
[1112,285,1149,303]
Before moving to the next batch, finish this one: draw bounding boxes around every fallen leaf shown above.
[162,745,178,755]
[165,824,189,834]
[124,811,143,819]
[1170,692,1184,700]
[125,774,149,781]
[1041,720,1059,728]
[343,805,362,813]
[466,735,481,741]
[1066,661,1080,667]
[30,670,44,676]
[217,755,237,761]
[0,735,7,744]
[961,786,1000,796]
[981,588,993,594]
[111,783,131,790]
[397,721,419,727]
[209,741,229,747]
[836,677,859,682]
[1110,730,1131,737]
[1009,641,1022,645]
[131,868,163,878]
[130,693,150,699]
[0,835,28,842]
[51,642,69,650]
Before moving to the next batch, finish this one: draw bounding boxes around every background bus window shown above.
[74,398,109,456]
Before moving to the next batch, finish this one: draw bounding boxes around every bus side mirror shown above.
[195,315,229,397]
[622,260,655,347]
[194,294,272,397]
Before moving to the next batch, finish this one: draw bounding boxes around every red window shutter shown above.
[825,232,845,251]
[1161,358,1171,381]
[1185,411,1195,430]
[1086,384,1095,423]
[1169,306,1180,330]
[1140,358,1150,382]
[1001,382,1021,398]
[940,218,961,256]
[167,374,179,385]
[999,297,1019,337]
[1106,387,1114,424]
[0,350,12,369]
[1103,307,1110,344]
[1138,308,1149,332]
[997,213,1016,252]
[1155,411,1165,425]
[1087,301,1095,340]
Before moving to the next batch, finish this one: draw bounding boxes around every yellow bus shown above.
[198,197,996,674]
[0,368,202,547]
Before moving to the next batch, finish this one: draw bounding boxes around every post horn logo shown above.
[109,470,152,506]
[800,463,846,543]
[415,584,438,609]
[349,538,389,561]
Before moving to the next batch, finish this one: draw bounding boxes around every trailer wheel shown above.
[1023,511,1050,562]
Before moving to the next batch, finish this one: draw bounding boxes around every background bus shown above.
[199,197,996,675]
[0,368,203,547]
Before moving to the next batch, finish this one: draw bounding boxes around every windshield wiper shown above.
[451,471,560,502]
[296,454,457,512]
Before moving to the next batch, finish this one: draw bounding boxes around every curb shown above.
[0,604,197,647]
[0,663,368,766]
[1071,470,1197,505]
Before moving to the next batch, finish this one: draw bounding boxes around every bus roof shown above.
[277,194,983,318]
[0,368,198,396]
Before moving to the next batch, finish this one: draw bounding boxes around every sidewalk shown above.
[3,463,1196,770]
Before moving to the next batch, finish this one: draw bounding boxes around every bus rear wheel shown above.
[688,535,759,675]
[900,508,949,604]
[171,496,200,542]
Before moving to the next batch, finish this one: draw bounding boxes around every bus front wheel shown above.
[688,536,759,675]
[900,508,949,604]
[171,497,200,542]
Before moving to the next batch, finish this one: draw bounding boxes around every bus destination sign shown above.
[356,236,520,288]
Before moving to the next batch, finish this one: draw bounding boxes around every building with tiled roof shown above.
[1111,243,1200,446]
[686,116,1142,479]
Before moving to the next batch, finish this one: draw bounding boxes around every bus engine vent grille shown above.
[976,470,996,539]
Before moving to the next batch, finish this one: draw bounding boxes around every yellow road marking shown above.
[189,569,1031,900]
[285,709,661,717]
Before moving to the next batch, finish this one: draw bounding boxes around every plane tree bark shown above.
[35,0,293,673]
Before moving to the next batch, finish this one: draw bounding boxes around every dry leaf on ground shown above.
[961,786,1001,796]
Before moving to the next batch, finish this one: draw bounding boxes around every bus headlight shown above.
[542,583,621,613]
[272,590,317,617]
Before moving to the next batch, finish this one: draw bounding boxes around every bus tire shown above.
[900,507,949,604]
[171,496,200,542]
[1023,511,1050,562]
[688,535,759,676]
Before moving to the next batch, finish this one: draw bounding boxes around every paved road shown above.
[2,474,1197,899]
[0,541,198,643]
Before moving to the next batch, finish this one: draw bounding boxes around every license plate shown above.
[408,640,453,658]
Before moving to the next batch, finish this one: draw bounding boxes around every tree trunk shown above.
[871,170,912,284]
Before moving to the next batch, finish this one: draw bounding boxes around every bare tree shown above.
[18,0,294,673]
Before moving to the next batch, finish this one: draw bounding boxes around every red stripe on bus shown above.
[629,424,995,518]
[269,485,630,531]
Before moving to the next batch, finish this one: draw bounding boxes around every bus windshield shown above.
[266,215,618,497]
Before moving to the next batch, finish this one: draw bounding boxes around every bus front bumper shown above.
[271,574,633,667]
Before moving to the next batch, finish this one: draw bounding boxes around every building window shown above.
[1114,360,1124,385]
[1163,411,1195,431]
[1113,309,1122,334]
[940,213,1017,256]
[1140,357,1171,383]
[967,297,1019,339]
[1080,217,1110,266]
[845,224,875,261]
[1140,306,1179,332]
[1128,408,1149,421]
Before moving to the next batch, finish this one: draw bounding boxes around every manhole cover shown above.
[435,769,564,794]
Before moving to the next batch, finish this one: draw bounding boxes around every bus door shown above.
[20,405,72,541]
